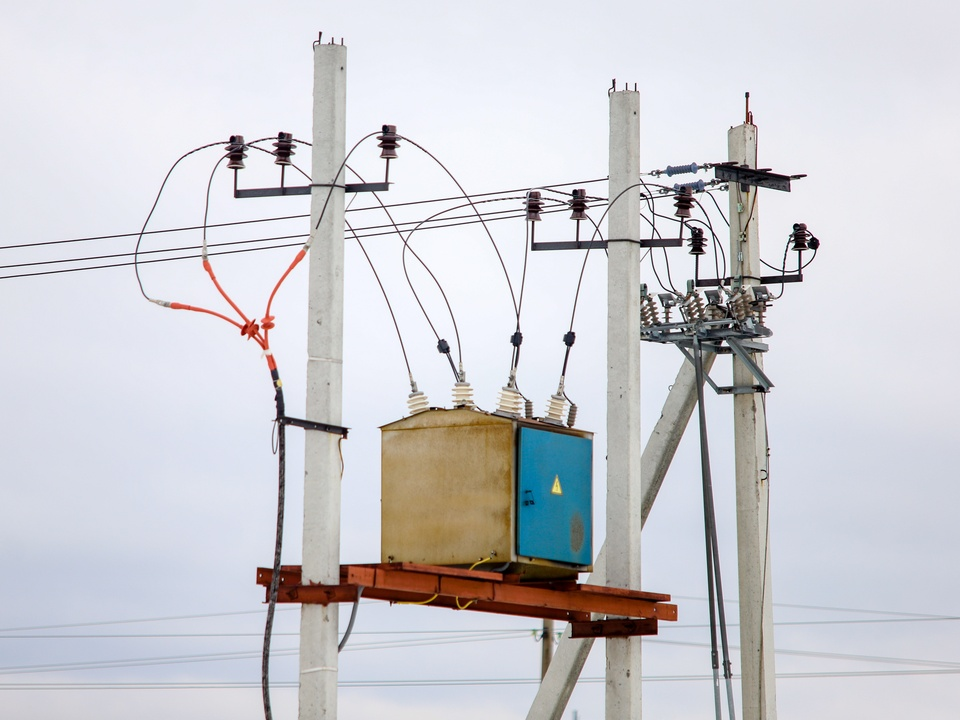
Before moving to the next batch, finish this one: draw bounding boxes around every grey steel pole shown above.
[299,40,347,720]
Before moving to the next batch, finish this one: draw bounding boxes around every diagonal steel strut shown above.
[527,353,716,720]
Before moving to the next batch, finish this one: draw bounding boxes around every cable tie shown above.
[510,331,523,347]
[563,331,576,347]
[262,348,273,357]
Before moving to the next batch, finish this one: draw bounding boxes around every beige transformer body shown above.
[380,407,593,580]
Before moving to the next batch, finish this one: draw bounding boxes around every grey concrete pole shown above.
[527,354,715,720]
[605,88,643,720]
[728,122,778,720]
[299,41,347,720]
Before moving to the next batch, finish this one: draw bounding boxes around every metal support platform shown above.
[256,563,676,636]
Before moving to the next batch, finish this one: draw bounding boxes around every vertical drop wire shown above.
[262,412,286,720]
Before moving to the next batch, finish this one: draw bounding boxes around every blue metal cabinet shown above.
[517,427,593,567]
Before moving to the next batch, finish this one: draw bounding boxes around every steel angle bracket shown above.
[671,333,773,395]
[281,415,349,438]
[713,162,806,192]
[234,182,390,199]
[531,237,683,252]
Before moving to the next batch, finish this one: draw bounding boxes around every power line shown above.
[0,178,607,252]
[4,666,960,691]
[0,204,581,281]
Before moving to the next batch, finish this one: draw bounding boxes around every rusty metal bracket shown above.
[570,618,659,638]
[256,563,676,632]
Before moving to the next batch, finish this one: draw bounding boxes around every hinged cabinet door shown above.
[516,427,593,567]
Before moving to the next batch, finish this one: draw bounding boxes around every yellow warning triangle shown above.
[551,475,563,495]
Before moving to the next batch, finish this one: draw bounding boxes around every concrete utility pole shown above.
[300,41,347,720]
[728,122,778,720]
[605,88,642,720]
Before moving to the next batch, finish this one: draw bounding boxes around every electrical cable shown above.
[399,198,526,376]
[261,411,285,720]
[344,164,439,383]
[347,220,413,378]
[10,666,960,690]
[5,596,951,635]
[0,200,578,280]
[133,140,225,300]
[399,134,520,322]
[337,587,364,652]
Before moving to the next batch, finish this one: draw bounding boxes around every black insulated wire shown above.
[262,382,286,720]
[133,140,228,301]
[398,134,520,323]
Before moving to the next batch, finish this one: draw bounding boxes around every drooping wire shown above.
[703,189,731,227]
[347,218,413,378]
[399,134,520,323]
[399,198,526,378]
[133,140,226,301]
[310,131,383,238]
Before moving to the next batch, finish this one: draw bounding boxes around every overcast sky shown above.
[2,2,960,719]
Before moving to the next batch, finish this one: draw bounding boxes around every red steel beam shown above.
[257,564,677,626]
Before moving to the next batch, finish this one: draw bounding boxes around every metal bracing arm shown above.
[527,353,716,720]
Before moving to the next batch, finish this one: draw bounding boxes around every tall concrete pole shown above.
[527,354,715,720]
[300,41,347,720]
[605,88,642,720]
[728,122,777,720]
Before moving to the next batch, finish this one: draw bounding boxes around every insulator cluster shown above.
[674,187,694,218]
[377,124,399,159]
[688,226,706,255]
[525,190,543,222]
[225,135,247,170]
[544,392,567,424]
[407,389,430,415]
[674,179,706,194]
[664,162,699,177]
[791,222,818,251]
[496,384,524,417]
[272,132,296,165]
[727,286,771,325]
[729,289,751,321]
[641,292,660,327]
[452,380,475,408]
[682,290,706,321]
[569,189,588,220]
